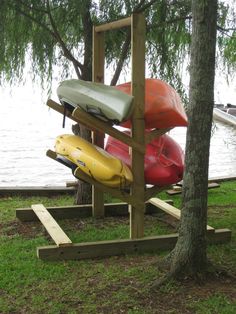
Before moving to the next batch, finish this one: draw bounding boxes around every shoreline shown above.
[1,175,236,197]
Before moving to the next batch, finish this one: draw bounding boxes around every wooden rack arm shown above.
[95,17,131,33]
[144,185,168,202]
[47,99,78,123]
[46,149,143,208]
[73,168,143,208]
[145,128,172,145]
[72,107,145,153]
[47,99,145,154]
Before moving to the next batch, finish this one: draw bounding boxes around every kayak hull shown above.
[57,79,134,124]
[55,134,133,188]
[213,108,236,127]
[115,79,188,129]
[105,132,184,186]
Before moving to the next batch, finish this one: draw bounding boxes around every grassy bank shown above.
[0,181,235,313]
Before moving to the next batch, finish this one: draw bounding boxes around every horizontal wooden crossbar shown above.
[31,204,72,247]
[95,17,131,33]
[37,229,231,261]
[16,201,175,222]
[149,198,215,232]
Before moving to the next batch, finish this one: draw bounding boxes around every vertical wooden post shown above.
[129,13,146,238]
[92,28,105,218]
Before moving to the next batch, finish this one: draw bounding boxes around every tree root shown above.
[149,257,236,291]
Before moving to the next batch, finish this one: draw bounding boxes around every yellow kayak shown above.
[55,134,133,188]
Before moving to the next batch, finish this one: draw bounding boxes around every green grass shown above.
[0,181,235,313]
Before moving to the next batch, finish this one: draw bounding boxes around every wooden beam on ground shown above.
[16,201,174,222]
[31,204,72,247]
[166,182,220,195]
[149,198,215,232]
[37,229,231,261]
[176,175,236,186]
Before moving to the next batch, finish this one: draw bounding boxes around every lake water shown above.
[0,84,236,186]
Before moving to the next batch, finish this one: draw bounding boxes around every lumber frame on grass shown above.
[37,229,231,261]
[17,13,231,261]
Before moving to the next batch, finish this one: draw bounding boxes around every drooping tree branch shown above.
[46,0,83,78]
[82,1,93,81]
[134,0,158,13]
[110,28,131,86]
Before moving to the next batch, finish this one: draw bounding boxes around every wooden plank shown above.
[16,201,174,222]
[166,182,220,195]
[48,98,144,154]
[37,229,231,261]
[144,185,169,202]
[72,107,145,154]
[208,175,236,183]
[95,17,131,33]
[0,186,76,197]
[46,149,142,207]
[149,198,215,232]
[73,167,143,208]
[145,128,172,145]
[31,204,72,247]
[47,99,78,122]
[92,26,105,218]
[129,13,146,239]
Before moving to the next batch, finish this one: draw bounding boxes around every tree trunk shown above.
[169,0,218,277]
[74,1,93,205]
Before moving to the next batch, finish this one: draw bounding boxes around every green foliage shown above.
[0,181,236,313]
[0,0,235,95]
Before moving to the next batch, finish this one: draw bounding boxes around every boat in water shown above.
[54,134,133,188]
[213,103,236,127]
[105,132,184,186]
[57,79,134,124]
[115,78,188,129]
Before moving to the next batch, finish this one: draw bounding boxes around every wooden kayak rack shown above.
[16,14,231,260]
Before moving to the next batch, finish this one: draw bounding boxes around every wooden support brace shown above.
[46,149,143,208]
[16,200,174,222]
[72,107,145,153]
[149,198,215,232]
[37,229,231,261]
[31,204,72,247]
[144,185,169,202]
[145,128,172,145]
[47,99,145,154]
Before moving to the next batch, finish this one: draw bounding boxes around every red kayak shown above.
[105,132,184,186]
[115,78,188,129]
